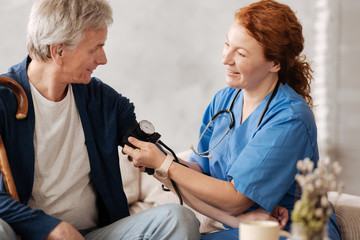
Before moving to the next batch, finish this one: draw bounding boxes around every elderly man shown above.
[0,0,200,239]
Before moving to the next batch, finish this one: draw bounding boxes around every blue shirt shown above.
[0,56,136,240]
[189,85,318,227]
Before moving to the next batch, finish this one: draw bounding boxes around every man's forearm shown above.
[0,193,61,240]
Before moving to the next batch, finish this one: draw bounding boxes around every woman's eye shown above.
[237,51,245,57]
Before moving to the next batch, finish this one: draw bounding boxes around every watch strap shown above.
[155,154,174,179]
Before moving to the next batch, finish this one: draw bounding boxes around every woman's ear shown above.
[49,44,64,64]
[270,60,281,73]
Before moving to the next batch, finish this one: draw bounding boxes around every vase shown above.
[289,222,329,240]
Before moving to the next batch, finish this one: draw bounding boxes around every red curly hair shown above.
[236,0,313,107]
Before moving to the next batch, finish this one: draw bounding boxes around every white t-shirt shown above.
[28,83,98,230]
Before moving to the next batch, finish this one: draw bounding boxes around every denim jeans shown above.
[0,204,200,240]
[0,218,17,240]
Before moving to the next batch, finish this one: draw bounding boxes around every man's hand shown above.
[45,221,84,240]
[236,206,288,229]
[237,208,276,222]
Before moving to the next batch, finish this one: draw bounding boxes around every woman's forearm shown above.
[167,161,253,215]
[178,158,203,172]
[180,187,243,228]
[122,139,252,214]
[156,175,287,229]
[156,175,241,228]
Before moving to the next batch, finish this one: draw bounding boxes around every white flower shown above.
[333,161,342,175]
[295,175,304,186]
[320,195,329,208]
[297,160,304,171]
[326,208,333,216]
[303,158,314,172]
[338,182,345,194]
[315,208,324,218]
[314,179,322,189]
[292,157,343,235]
[305,184,315,193]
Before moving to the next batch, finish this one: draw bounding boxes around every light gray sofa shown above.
[120,151,360,239]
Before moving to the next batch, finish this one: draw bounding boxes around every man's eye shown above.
[90,47,100,54]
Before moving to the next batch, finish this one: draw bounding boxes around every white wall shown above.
[323,0,360,195]
[0,0,315,151]
[311,0,360,196]
[1,0,359,195]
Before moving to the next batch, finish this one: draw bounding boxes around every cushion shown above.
[119,149,141,205]
[328,191,360,239]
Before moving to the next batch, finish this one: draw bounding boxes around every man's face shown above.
[61,29,108,84]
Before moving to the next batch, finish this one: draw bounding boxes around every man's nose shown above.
[96,47,107,65]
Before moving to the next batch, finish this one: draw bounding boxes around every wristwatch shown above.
[155,154,174,179]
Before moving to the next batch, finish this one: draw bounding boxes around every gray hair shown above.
[27,0,113,61]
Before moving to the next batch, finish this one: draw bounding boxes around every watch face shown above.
[155,169,168,179]
[139,120,155,135]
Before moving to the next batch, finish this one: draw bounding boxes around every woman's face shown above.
[222,21,278,90]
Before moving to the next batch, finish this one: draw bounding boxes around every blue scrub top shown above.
[189,84,319,225]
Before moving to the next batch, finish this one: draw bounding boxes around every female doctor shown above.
[123,0,341,239]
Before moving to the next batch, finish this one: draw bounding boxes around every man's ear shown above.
[49,44,64,64]
[270,60,281,73]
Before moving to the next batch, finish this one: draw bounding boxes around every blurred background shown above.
[0,0,359,195]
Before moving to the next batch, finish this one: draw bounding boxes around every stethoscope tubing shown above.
[192,80,280,158]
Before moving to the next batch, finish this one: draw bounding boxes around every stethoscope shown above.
[191,80,280,158]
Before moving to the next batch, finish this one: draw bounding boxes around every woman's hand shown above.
[270,205,288,229]
[122,137,166,170]
[236,206,288,229]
